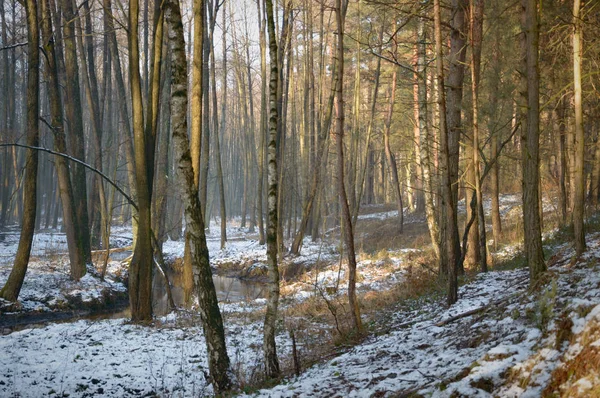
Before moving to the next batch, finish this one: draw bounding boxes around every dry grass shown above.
[355,217,430,253]
[543,323,600,397]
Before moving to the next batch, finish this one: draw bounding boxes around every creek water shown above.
[152,271,266,316]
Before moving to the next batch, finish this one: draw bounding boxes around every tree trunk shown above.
[445,0,468,275]
[165,0,231,391]
[383,66,404,232]
[128,0,153,322]
[215,1,227,249]
[200,6,211,224]
[60,0,92,267]
[488,20,503,249]
[0,0,39,301]
[416,16,441,261]
[257,0,267,245]
[105,0,138,245]
[291,39,338,255]
[264,0,281,378]
[470,0,487,272]
[183,0,206,305]
[572,0,585,255]
[335,0,362,331]
[434,0,459,305]
[40,0,86,279]
[521,0,546,284]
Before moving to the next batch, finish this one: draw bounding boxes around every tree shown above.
[469,0,487,271]
[128,0,154,321]
[60,0,92,268]
[40,0,86,279]
[414,13,441,261]
[0,0,39,301]
[521,0,546,283]
[572,0,586,255]
[335,0,362,331]
[264,0,282,378]
[383,65,404,232]
[165,0,231,391]
[434,0,460,305]
[446,0,468,274]
[183,0,206,305]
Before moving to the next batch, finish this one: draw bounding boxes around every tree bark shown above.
[445,0,468,276]
[572,0,586,255]
[416,16,441,261]
[128,0,153,322]
[383,66,404,232]
[521,0,546,284]
[488,19,503,249]
[469,0,487,272]
[264,0,281,378]
[165,0,231,391]
[59,0,92,267]
[183,0,206,306]
[434,0,460,305]
[40,0,86,279]
[215,1,227,249]
[335,0,362,331]
[0,0,39,301]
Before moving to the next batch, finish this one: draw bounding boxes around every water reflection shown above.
[152,271,265,316]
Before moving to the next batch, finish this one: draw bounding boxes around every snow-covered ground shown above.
[0,228,127,313]
[245,233,600,397]
[0,312,292,397]
[0,219,338,314]
[2,201,600,397]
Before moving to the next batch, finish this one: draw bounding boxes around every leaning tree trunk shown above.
[263,0,281,379]
[0,0,39,301]
[165,0,231,392]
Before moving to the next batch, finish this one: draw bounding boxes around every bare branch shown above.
[0,142,137,211]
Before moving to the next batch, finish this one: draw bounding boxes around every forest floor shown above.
[1,194,600,397]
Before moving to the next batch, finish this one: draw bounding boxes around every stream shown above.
[152,272,266,316]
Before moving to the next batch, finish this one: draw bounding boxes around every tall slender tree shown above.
[335,0,362,330]
[521,0,546,283]
[128,0,154,321]
[572,0,586,255]
[60,0,92,268]
[434,0,459,305]
[40,0,86,279]
[165,0,231,391]
[0,0,39,301]
[264,0,282,378]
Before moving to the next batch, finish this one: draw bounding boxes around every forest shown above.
[1,0,600,395]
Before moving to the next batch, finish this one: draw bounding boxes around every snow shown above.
[0,259,126,313]
[3,200,600,396]
[0,314,291,397]
[244,233,600,397]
